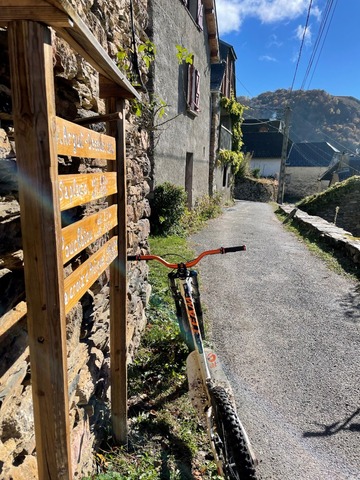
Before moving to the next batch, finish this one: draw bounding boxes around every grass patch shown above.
[276,209,360,281]
[84,236,221,480]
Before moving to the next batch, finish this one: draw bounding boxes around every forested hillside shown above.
[238,89,360,153]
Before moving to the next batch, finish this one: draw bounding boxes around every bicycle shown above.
[128,246,258,480]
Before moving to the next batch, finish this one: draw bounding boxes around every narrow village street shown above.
[191,200,360,480]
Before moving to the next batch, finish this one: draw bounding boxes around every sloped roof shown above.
[211,63,226,91]
[219,40,237,61]
[242,131,289,158]
[286,142,339,167]
[242,119,283,134]
[320,155,360,181]
[210,40,236,91]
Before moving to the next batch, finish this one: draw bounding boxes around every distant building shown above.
[285,142,340,200]
[319,153,360,186]
[241,119,291,178]
[209,40,237,198]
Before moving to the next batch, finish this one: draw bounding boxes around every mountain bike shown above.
[128,246,258,480]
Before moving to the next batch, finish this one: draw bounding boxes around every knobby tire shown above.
[210,385,258,480]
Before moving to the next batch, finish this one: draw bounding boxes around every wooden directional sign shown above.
[58,172,117,211]
[56,117,116,159]
[64,236,118,313]
[61,205,118,263]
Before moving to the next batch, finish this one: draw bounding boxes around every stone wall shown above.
[233,176,278,202]
[0,1,151,478]
[298,176,360,237]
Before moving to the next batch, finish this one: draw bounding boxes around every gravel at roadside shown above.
[191,200,360,480]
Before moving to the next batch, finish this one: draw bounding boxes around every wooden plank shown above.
[61,204,118,263]
[8,20,72,480]
[74,111,122,125]
[108,98,128,444]
[56,117,116,159]
[0,6,71,27]
[58,172,117,211]
[0,301,27,338]
[64,236,118,313]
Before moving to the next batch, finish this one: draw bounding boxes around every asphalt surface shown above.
[190,200,360,480]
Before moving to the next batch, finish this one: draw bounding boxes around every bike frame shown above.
[128,246,247,474]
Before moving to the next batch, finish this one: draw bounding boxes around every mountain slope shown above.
[238,89,360,153]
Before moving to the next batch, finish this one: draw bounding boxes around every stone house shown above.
[241,119,290,178]
[148,0,220,206]
[0,1,152,478]
[209,39,237,199]
[285,141,340,201]
[319,153,360,186]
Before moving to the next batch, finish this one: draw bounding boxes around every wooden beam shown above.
[8,20,72,480]
[0,6,71,27]
[99,74,137,100]
[108,97,128,444]
[74,111,123,125]
[0,301,27,338]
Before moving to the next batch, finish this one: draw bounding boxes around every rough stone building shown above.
[210,39,237,199]
[0,1,151,478]
[148,0,219,207]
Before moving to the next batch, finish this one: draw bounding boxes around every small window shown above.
[196,0,204,30]
[187,64,200,114]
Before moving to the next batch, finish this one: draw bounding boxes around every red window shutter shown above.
[187,64,193,110]
[197,0,204,30]
[194,69,200,111]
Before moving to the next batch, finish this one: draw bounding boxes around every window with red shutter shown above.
[196,0,204,30]
[187,63,200,114]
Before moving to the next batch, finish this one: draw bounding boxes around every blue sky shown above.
[216,0,360,99]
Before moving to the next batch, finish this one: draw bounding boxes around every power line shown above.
[290,0,313,92]
[300,0,338,90]
[306,0,338,90]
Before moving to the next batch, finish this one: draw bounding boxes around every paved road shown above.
[191,201,360,480]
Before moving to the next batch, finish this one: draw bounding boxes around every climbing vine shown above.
[220,94,246,151]
[217,95,249,176]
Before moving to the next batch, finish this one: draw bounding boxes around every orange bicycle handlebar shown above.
[127,245,246,269]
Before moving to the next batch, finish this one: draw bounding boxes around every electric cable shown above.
[290,0,313,93]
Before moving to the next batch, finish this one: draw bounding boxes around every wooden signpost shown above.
[2,2,140,478]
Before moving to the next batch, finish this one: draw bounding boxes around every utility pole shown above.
[277,105,291,204]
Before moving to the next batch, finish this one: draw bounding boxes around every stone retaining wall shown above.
[279,205,360,266]
[297,177,360,237]
[234,176,278,202]
[0,1,151,478]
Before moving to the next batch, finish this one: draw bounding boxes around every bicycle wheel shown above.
[209,385,258,480]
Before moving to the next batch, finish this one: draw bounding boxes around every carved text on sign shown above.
[61,205,118,263]
[64,236,118,313]
[56,117,116,159]
[58,172,117,211]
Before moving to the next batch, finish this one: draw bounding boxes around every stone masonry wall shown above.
[233,176,278,203]
[0,1,151,478]
[298,176,360,237]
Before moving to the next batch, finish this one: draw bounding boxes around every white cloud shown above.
[267,34,283,48]
[259,55,278,62]
[216,0,321,35]
[295,24,312,46]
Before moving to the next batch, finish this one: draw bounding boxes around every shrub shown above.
[149,182,187,236]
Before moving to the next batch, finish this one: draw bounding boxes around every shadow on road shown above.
[339,285,360,324]
[303,407,360,437]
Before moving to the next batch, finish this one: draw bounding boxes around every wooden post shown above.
[8,21,72,479]
[107,98,128,443]
[277,105,291,204]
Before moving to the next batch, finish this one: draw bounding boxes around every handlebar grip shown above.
[127,255,139,261]
[221,245,246,253]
